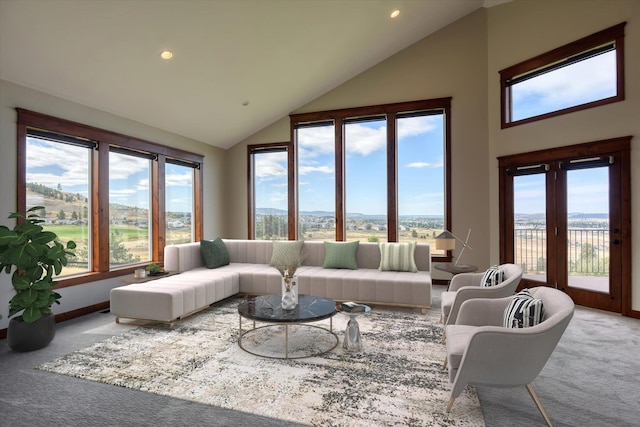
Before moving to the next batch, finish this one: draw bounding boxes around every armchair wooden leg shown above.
[446,396,455,413]
[526,384,553,427]
[441,333,446,344]
[443,357,448,369]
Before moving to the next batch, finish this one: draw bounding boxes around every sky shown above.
[26,49,613,218]
[25,139,194,213]
[255,114,445,217]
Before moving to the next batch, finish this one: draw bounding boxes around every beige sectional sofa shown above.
[110,239,432,325]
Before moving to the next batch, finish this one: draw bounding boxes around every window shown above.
[289,98,451,258]
[17,109,203,286]
[109,149,152,267]
[500,22,625,128]
[25,131,93,276]
[296,123,336,241]
[345,117,387,242]
[397,112,445,252]
[248,143,290,240]
[165,160,196,245]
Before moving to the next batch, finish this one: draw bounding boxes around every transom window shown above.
[500,22,625,128]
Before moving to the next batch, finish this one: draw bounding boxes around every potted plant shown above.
[145,262,164,276]
[0,206,76,352]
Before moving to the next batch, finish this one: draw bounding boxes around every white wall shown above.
[0,80,227,329]
[224,9,491,284]
[486,0,640,311]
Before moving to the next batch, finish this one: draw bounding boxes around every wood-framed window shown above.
[500,22,626,129]
[281,98,452,259]
[247,142,292,240]
[16,108,204,288]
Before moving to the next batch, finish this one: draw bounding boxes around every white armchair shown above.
[444,287,575,427]
[441,263,522,326]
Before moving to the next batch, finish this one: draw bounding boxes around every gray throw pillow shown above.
[270,240,304,273]
[200,238,230,269]
[323,241,359,269]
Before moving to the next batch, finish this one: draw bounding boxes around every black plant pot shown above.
[7,314,56,352]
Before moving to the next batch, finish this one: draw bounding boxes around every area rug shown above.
[37,298,484,426]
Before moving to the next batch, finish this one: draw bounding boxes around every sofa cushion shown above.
[378,242,418,272]
[503,288,545,328]
[323,241,359,269]
[269,240,304,275]
[481,264,504,287]
[200,238,230,269]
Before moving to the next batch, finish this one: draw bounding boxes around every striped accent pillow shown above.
[378,242,418,272]
[503,289,545,328]
[481,264,505,287]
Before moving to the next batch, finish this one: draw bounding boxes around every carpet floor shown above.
[36,297,484,427]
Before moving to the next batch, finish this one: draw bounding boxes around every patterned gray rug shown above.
[37,298,484,426]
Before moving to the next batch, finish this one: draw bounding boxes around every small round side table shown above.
[434,263,478,290]
[339,304,371,352]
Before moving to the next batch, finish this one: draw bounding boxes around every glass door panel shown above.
[566,167,609,293]
[513,173,547,283]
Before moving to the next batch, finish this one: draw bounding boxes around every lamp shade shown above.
[435,230,456,250]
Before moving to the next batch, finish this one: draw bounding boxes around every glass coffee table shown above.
[237,294,339,359]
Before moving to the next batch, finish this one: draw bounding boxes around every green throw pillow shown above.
[270,240,304,272]
[378,242,418,272]
[200,238,230,269]
[323,241,359,269]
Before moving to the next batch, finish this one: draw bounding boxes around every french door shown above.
[498,137,631,314]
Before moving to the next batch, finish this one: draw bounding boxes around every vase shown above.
[281,275,298,309]
[7,314,56,352]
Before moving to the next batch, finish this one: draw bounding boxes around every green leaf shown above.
[66,241,77,250]
[0,227,17,246]
[11,274,31,290]
[21,288,40,304]
[32,230,57,245]
[53,260,62,275]
[22,306,42,323]
[32,279,53,290]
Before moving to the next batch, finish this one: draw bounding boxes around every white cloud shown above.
[299,164,334,175]
[514,51,616,109]
[165,171,193,187]
[26,139,89,187]
[397,115,439,139]
[405,157,443,169]
[254,152,287,178]
[344,122,386,156]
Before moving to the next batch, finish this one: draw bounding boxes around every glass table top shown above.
[238,294,337,323]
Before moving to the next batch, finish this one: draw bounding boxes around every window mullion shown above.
[94,142,110,273]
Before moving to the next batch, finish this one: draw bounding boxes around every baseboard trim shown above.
[0,301,110,340]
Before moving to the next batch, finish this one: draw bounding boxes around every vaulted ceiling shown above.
[1,0,501,149]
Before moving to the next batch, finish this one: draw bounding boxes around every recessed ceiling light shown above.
[160,50,173,60]
[390,9,400,19]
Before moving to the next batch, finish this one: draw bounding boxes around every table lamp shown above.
[435,228,472,266]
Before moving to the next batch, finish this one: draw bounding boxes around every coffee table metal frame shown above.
[238,294,339,360]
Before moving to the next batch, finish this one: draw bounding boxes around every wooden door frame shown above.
[498,136,633,317]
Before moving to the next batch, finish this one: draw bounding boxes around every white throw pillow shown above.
[503,288,545,328]
[481,264,505,287]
